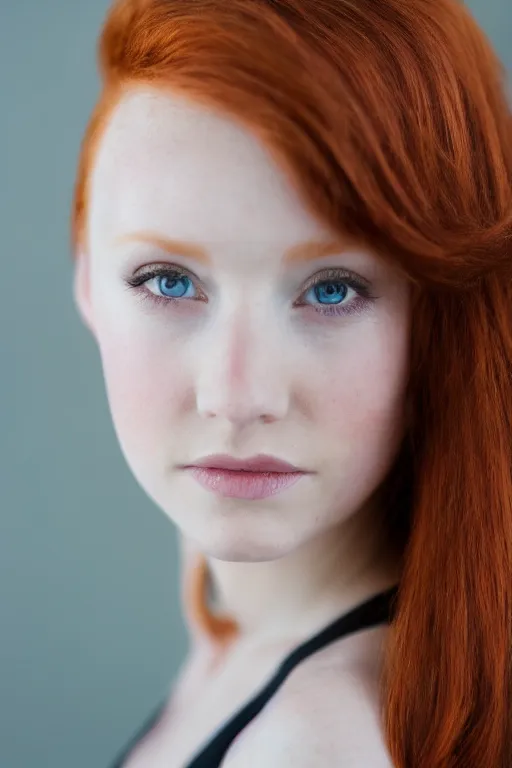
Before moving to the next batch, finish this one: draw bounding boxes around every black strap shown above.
[184,584,399,767]
[108,584,399,768]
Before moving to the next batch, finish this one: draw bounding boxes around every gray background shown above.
[1,2,510,767]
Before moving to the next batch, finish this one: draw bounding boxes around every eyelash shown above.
[123,265,378,318]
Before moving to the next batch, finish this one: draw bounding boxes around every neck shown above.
[200,502,401,649]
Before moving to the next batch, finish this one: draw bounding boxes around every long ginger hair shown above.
[70,1,512,765]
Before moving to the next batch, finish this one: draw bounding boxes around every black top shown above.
[109,584,399,768]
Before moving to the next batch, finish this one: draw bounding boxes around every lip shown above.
[180,454,309,500]
[184,454,304,473]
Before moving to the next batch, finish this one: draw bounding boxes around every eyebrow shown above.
[112,231,346,264]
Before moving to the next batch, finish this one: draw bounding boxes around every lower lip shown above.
[185,467,306,500]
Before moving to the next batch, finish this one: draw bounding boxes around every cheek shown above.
[95,321,188,462]
[316,323,409,473]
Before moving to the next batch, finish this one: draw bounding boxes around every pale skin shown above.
[74,85,410,766]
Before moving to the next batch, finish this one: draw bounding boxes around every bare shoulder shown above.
[221,625,393,768]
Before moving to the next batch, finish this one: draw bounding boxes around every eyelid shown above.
[127,262,368,286]
[298,267,373,297]
[128,262,199,282]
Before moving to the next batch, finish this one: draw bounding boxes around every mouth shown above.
[180,454,309,500]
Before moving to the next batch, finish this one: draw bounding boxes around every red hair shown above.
[71,1,512,765]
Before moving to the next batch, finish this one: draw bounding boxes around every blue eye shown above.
[298,271,376,317]
[124,267,202,307]
[156,274,195,299]
[307,282,349,306]
[125,265,376,318]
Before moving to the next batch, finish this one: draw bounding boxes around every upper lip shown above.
[183,454,305,473]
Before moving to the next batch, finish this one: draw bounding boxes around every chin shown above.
[177,513,293,563]
[201,546,288,563]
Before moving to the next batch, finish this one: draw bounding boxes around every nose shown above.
[195,314,289,428]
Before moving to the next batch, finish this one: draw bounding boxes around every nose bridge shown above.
[196,308,288,424]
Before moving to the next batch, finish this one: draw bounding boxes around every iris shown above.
[158,275,193,298]
[312,282,348,305]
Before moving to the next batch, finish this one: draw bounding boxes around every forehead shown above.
[87,86,329,249]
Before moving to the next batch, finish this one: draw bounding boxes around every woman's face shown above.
[76,86,411,561]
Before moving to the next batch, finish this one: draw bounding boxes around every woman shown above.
[71,0,512,765]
